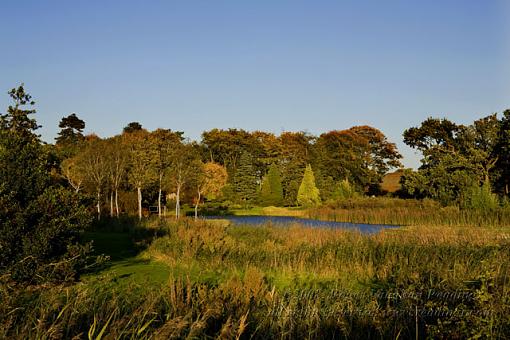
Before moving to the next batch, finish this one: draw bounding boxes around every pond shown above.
[205,215,399,234]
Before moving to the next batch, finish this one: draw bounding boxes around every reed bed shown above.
[1,219,509,339]
[308,198,510,228]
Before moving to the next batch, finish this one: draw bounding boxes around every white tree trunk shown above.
[137,187,142,220]
[97,188,101,221]
[115,189,119,217]
[175,185,181,219]
[74,180,82,193]
[194,191,201,220]
[110,191,114,217]
[158,173,163,218]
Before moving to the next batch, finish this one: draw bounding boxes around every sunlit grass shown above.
[231,205,305,216]
[1,218,509,338]
[308,197,510,228]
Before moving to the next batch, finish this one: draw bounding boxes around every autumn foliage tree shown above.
[191,162,228,219]
[314,127,401,196]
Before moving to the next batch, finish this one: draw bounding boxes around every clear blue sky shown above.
[1,1,509,168]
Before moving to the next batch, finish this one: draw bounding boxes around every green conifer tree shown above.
[55,113,85,146]
[259,163,284,206]
[233,151,258,204]
[297,164,321,206]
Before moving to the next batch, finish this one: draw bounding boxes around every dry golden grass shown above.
[380,170,404,193]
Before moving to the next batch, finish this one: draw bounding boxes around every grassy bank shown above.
[230,205,305,217]
[1,218,509,338]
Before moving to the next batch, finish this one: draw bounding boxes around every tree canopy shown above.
[55,113,85,146]
[401,113,510,205]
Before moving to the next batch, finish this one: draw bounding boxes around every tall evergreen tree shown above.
[259,163,283,206]
[314,168,336,202]
[297,164,321,207]
[279,132,313,205]
[55,113,85,146]
[233,151,258,204]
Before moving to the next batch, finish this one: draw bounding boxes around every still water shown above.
[205,215,399,234]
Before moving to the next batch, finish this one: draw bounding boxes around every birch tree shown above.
[79,136,109,220]
[61,156,85,193]
[105,136,128,217]
[125,130,156,220]
[191,162,228,219]
[150,129,183,218]
[169,143,198,219]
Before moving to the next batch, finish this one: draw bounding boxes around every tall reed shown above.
[308,197,510,227]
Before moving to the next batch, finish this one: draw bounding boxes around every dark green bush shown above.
[1,187,94,283]
[0,85,97,284]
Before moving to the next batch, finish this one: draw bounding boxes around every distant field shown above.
[381,169,404,193]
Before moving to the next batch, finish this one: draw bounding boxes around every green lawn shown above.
[82,231,170,286]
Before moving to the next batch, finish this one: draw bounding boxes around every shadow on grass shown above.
[81,216,171,285]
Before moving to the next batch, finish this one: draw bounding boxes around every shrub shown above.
[331,179,358,200]
[1,187,94,283]
[463,182,499,211]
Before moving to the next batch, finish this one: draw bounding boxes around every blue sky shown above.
[1,1,509,168]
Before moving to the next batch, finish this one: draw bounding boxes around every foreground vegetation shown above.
[1,218,509,339]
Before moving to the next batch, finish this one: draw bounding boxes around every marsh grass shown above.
[1,219,509,338]
[308,197,510,228]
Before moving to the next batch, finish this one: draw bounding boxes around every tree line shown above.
[54,113,403,219]
[42,92,510,216]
